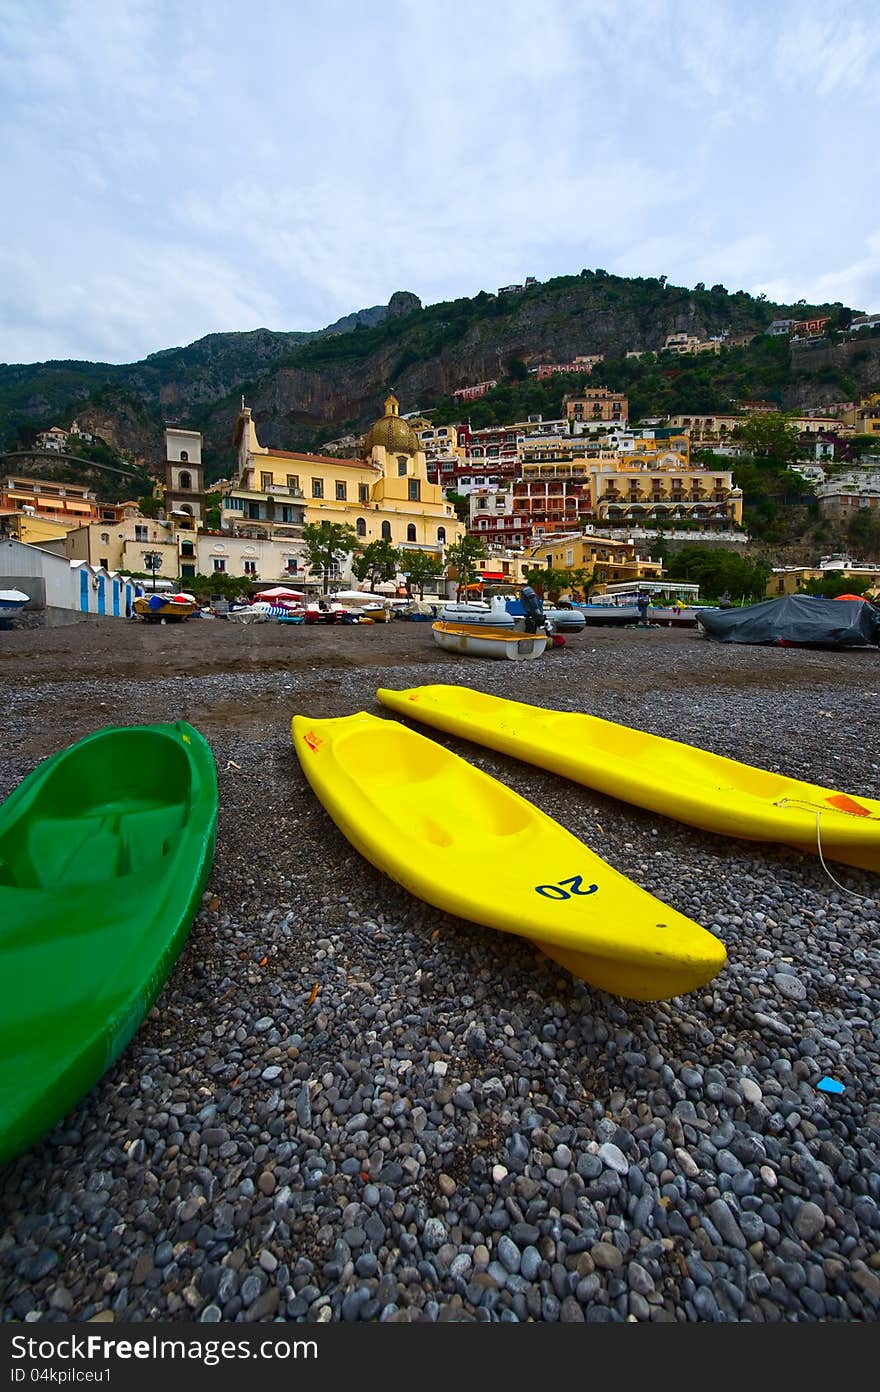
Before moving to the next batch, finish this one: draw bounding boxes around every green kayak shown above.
[0,722,217,1166]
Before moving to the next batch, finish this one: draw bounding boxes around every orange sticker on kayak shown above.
[825,793,871,817]
[303,731,322,751]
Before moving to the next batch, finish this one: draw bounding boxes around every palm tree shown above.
[302,520,359,595]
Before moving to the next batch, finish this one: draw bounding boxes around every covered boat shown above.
[0,722,217,1164]
[134,594,196,622]
[432,621,547,660]
[697,594,880,648]
[377,684,880,874]
[291,712,726,1001]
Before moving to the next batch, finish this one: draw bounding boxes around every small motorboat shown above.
[0,589,29,619]
[577,601,640,626]
[0,721,217,1164]
[305,603,349,625]
[432,621,547,660]
[291,711,725,1001]
[438,596,516,628]
[133,595,196,621]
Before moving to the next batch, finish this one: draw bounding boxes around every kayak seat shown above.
[16,801,187,889]
[391,770,532,842]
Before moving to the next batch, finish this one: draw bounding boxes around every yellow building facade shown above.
[518,438,741,528]
[229,397,464,558]
[843,393,880,437]
[64,518,179,578]
[528,533,663,592]
[0,510,76,546]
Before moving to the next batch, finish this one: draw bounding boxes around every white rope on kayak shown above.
[773,796,880,820]
[813,811,875,902]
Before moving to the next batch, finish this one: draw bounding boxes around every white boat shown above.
[432,621,548,660]
[438,596,516,628]
[577,601,640,626]
[0,588,29,617]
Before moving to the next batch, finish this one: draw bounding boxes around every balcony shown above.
[265,484,305,499]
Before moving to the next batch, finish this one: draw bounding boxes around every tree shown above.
[663,545,771,602]
[352,539,399,591]
[800,572,871,599]
[445,535,488,598]
[302,520,359,594]
[445,490,469,523]
[846,507,880,557]
[398,548,443,598]
[735,412,800,467]
[524,566,595,602]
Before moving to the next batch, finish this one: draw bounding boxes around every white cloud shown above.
[1,0,878,361]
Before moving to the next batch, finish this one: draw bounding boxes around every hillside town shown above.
[2,354,880,622]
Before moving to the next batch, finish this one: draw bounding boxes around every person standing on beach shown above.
[636,591,650,627]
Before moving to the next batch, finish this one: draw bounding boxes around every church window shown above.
[437,526,446,543]
[381,521,392,541]
[398,458,408,476]
[179,471,191,490]
[356,518,366,537]
[408,479,420,502]
[100,532,110,544]
[407,524,416,542]
[179,450,188,462]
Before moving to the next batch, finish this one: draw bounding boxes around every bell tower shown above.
[164,427,206,529]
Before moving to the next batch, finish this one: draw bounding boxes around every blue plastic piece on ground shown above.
[816,1076,845,1094]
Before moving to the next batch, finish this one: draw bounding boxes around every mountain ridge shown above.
[0,271,873,480]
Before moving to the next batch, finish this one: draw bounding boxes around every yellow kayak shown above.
[291,712,725,1001]
[376,684,880,874]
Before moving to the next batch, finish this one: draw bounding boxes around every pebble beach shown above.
[1,618,878,1324]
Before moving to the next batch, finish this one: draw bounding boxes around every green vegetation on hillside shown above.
[656,544,772,601]
[428,334,862,430]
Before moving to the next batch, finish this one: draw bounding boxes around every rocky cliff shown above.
[2,271,874,479]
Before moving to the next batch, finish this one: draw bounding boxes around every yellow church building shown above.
[227,394,463,560]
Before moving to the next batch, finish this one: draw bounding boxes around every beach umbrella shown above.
[255,586,305,601]
[834,593,865,602]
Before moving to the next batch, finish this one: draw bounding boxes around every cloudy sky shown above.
[2,0,878,365]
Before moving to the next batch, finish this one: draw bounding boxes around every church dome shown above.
[362,392,419,458]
